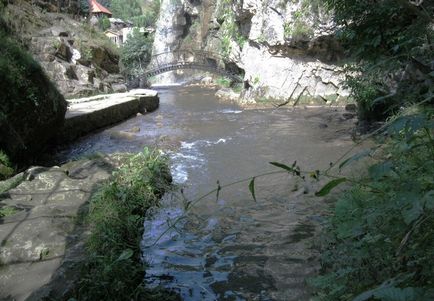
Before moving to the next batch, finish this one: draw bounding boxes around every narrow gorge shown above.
[1,0,433,300]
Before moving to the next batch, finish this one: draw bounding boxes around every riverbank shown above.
[0,149,174,300]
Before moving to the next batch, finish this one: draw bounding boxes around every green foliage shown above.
[0,150,11,168]
[324,0,434,121]
[79,22,118,54]
[216,76,231,88]
[0,206,18,218]
[120,28,154,76]
[218,0,246,58]
[130,3,159,28]
[73,148,173,300]
[0,150,13,180]
[109,0,142,20]
[284,1,316,41]
[311,110,434,300]
[98,16,111,31]
[80,0,89,15]
[0,23,66,162]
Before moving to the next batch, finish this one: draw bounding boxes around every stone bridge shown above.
[129,49,244,87]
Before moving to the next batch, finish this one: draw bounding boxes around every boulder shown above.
[112,83,128,93]
[55,40,72,62]
[90,46,120,74]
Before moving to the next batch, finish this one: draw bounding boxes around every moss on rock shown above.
[0,19,67,163]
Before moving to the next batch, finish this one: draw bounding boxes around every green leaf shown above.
[339,149,373,170]
[117,249,134,261]
[315,178,347,197]
[249,177,257,202]
[269,162,294,173]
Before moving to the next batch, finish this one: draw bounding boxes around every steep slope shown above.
[3,0,125,99]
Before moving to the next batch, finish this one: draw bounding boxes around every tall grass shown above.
[73,148,177,300]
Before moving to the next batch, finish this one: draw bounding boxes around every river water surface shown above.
[57,86,357,301]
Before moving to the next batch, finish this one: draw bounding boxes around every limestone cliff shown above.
[3,0,125,99]
[153,0,350,105]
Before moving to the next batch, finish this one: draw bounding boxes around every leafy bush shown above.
[98,16,111,31]
[0,150,13,180]
[311,110,434,300]
[74,148,174,300]
[217,0,247,57]
[120,28,154,76]
[216,76,231,88]
[324,0,434,121]
[109,0,142,21]
[131,0,161,27]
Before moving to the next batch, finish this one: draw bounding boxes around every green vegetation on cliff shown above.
[72,148,177,300]
[0,16,66,163]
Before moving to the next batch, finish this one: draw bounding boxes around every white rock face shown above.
[152,0,350,104]
[241,45,347,103]
[151,0,186,84]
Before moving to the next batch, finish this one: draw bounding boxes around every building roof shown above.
[88,0,112,16]
[105,29,122,37]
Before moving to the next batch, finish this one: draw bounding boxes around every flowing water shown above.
[56,86,357,301]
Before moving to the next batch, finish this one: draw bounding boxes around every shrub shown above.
[73,148,174,300]
[324,0,434,121]
[311,110,434,300]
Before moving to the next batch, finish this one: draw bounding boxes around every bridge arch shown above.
[131,49,244,86]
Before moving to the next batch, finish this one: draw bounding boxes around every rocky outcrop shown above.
[0,156,117,300]
[154,0,351,105]
[5,1,124,99]
[0,23,67,163]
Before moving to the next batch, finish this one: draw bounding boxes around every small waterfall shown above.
[151,0,186,84]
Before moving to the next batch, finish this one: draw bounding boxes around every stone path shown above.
[0,156,120,301]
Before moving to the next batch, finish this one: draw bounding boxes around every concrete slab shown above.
[61,90,159,142]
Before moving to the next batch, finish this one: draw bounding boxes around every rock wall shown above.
[4,1,126,99]
[153,0,350,105]
[0,19,67,163]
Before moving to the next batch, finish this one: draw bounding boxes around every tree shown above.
[324,0,434,121]
[109,0,142,20]
[120,28,153,76]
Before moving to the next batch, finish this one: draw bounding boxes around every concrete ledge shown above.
[61,90,159,142]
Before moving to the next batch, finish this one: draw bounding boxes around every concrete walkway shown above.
[62,89,159,142]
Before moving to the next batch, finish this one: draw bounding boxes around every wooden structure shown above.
[88,0,112,18]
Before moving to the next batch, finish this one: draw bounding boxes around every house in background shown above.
[88,0,112,18]
[105,29,123,46]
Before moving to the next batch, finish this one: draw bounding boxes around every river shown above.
[56,86,357,301]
